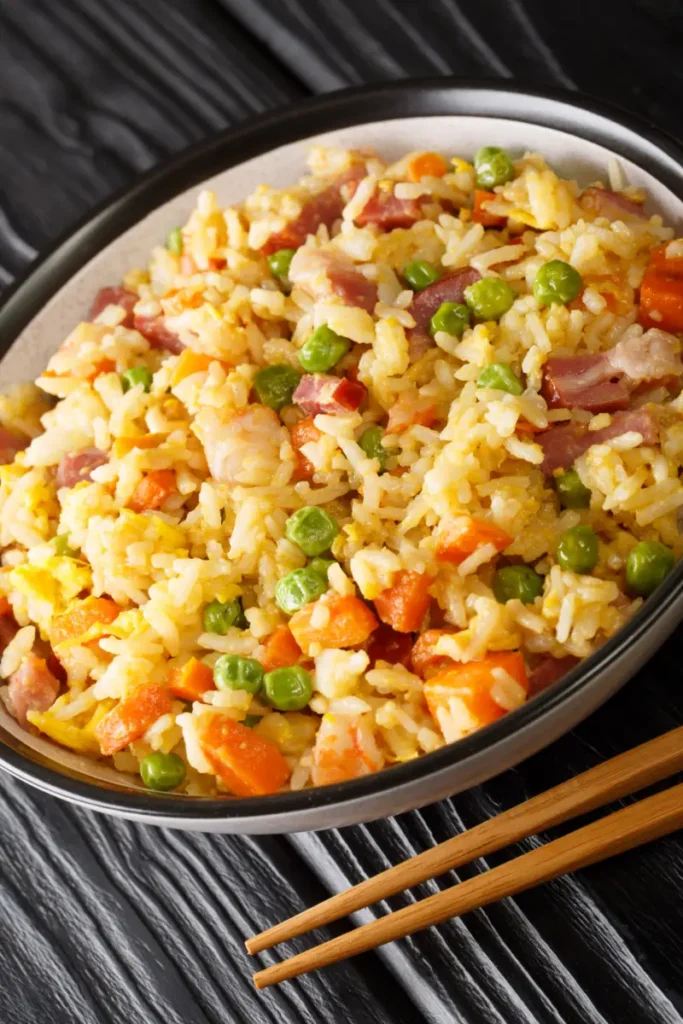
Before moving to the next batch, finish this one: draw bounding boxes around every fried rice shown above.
[0,142,680,797]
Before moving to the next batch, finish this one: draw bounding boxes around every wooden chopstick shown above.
[253,779,683,988]
[246,725,683,956]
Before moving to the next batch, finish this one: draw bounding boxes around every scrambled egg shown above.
[27,698,114,755]
[9,556,91,632]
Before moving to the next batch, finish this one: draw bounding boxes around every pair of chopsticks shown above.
[247,725,683,988]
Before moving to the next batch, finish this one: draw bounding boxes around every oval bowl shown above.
[1,79,683,832]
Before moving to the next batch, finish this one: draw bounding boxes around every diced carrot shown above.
[311,713,383,787]
[407,152,448,182]
[50,596,121,647]
[289,416,321,481]
[171,349,223,386]
[386,391,436,434]
[113,433,166,458]
[411,628,458,678]
[472,189,506,227]
[0,596,12,617]
[645,243,683,275]
[289,594,378,655]
[515,420,542,435]
[639,246,683,331]
[260,626,302,672]
[424,652,528,733]
[129,469,177,513]
[373,571,432,633]
[95,684,172,756]
[436,515,513,564]
[366,623,413,668]
[87,359,117,381]
[167,657,215,702]
[199,714,291,796]
[640,271,683,331]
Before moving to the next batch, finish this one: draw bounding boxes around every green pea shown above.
[555,468,591,510]
[626,540,674,597]
[253,364,301,411]
[285,507,339,557]
[298,325,351,373]
[54,533,78,558]
[167,227,183,257]
[533,260,582,306]
[263,665,313,711]
[556,525,599,574]
[202,598,244,635]
[267,248,296,283]
[403,260,441,291]
[140,751,186,791]
[474,146,515,190]
[243,714,262,728]
[477,362,524,396]
[493,565,543,605]
[121,366,153,393]
[308,557,335,580]
[464,277,517,321]
[275,567,328,614]
[213,654,264,694]
[429,301,471,339]
[358,425,388,471]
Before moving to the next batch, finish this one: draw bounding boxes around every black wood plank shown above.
[222,0,683,141]
[0,0,304,285]
[0,772,418,1024]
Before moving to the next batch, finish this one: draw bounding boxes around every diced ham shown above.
[354,188,423,230]
[133,314,184,354]
[539,408,659,476]
[330,267,378,313]
[529,655,580,696]
[89,286,137,327]
[293,374,366,415]
[288,246,377,313]
[366,624,414,669]
[0,614,18,650]
[260,162,367,256]
[0,427,27,466]
[542,328,682,413]
[8,652,60,727]
[542,354,630,413]
[579,187,646,221]
[289,416,321,481]
[407,267,481,360]
[56,448,108,489]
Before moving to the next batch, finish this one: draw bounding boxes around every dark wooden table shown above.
[1,3,682,1021]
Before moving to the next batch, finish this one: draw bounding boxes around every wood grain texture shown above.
[221,0,683,139]
[0,0,303,285]
[0,1,682,1022]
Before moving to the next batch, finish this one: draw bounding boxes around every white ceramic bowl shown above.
[1,80,682,832]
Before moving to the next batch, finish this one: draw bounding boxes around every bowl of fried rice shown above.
[1,80,683,832]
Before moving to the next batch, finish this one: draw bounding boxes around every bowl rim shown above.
[2,75,683,822]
